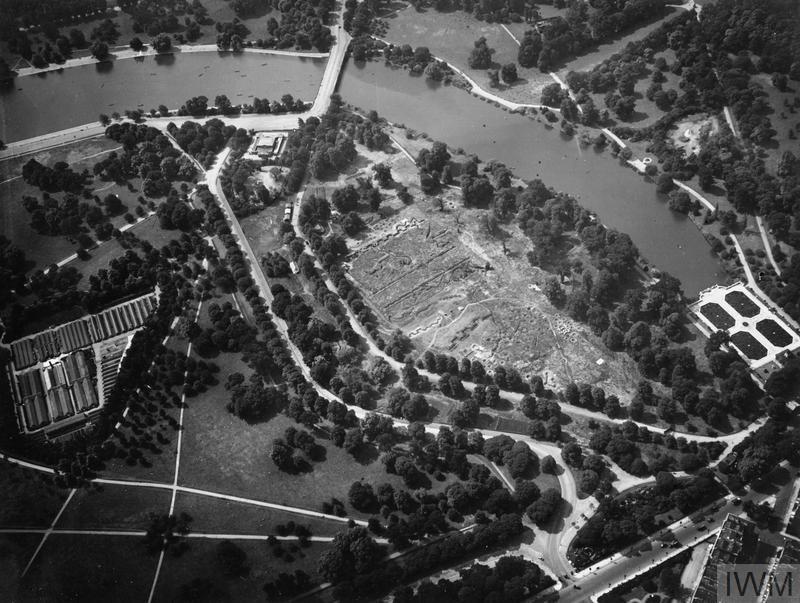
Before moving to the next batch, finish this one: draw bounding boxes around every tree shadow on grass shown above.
[494,397,514,411]
[621,110,651,124]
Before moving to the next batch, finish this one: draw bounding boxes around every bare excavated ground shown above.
[344,144,642,400]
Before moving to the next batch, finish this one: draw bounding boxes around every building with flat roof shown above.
[1,292,158,440]
[692,514,799,602]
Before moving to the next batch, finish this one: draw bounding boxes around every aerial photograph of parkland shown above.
[1,0,799,601]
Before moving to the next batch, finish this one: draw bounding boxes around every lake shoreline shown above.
[13,44,329,79]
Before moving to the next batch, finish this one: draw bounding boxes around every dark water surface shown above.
[338,61,725,297]
[0,52,325,143]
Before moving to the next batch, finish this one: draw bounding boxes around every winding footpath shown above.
[756,215,783,277]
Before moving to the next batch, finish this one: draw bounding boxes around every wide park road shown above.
[555,470,799,603]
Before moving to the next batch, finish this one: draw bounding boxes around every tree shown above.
[540,83,564,107]
[317,527,382,582]
[504,441,537,479]
[658,566,681,598]
[579,469,600,494]
[501,63,518,84]
[90,41,110,60]
[129,37,144,51]
[468,37,494,69]
[561,442,583,467]
[348,481,377,511]
[541,455,557,474]
[461,176,494,207]
[372,163,392,188]
[153,34,172,53]
[344,428,363,454]
[656,173,674,194]
[526,488,562,526]
[518,30,542,68]
[271,438,296,471]
[543,277,566,307]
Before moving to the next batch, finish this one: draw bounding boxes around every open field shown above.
[55,483,171,531]
[3,0,325,65]
[240,202,291,258]
[65,214,180,289]
[580,47,684,130]
[0,534,45,602]
[174,491,345,537]
[18,534,159,602]
[0,128,195,277]
[552,9,680,77]
[153,538,327,603]
[752,73,800,173]
[0,463,66,529]
[100,381,184,484]
[177,352,408,517]
[382,6,553,105]
[0,136,122,270]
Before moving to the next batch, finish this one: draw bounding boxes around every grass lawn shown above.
[0,462,66,529]
[383,5,553,104]
[533,470,561,495]
[240,203,291,258]
[152,538,327,603]
[55,483,170,531]
[489,452,562,497]
[178,352,408,518]
[101,388,182,484]
[8,0,329,66]
[0,137,123,270]
[0,533,45,602]
[174,491,346,537]
[101,293,204,483]
[554,9,680,77]
[752,73,800,173]
[17,534,158,602]
[66,214,182,289]
[0,133,185,273]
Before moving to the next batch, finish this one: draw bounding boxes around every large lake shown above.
[338,61,725,297]
[0,53,725,296]
[0,52,326,143]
